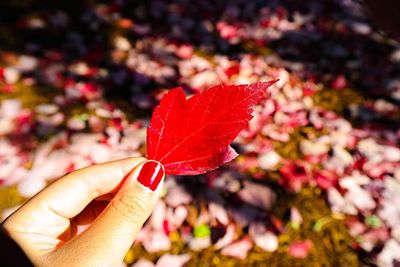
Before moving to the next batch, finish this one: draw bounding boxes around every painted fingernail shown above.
[137,161,164,191]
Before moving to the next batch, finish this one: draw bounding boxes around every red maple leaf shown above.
[147,81,277,175]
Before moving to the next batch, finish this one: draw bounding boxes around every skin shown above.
[2,157,164,267]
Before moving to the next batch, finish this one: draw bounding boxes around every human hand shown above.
[2,157,165,267]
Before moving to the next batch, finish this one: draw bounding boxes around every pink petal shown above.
[221,237,253,260]
[142,231,171,253]
[214,224,237,249]
[132,259,155,267]
[156,254,191,267]
[288,240,313,258]
[249,223,278,252]
[167,205,188,230]
[209,202,229,225]
[150,201,166,230]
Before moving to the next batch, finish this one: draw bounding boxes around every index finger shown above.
[14,157,146,220]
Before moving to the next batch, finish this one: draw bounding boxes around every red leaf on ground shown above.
[147,81,277,175]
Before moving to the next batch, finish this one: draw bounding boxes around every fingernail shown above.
[137,161,164,191]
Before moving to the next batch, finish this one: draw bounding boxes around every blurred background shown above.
[0,0,399,266]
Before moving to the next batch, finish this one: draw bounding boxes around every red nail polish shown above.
[137,161,164,191]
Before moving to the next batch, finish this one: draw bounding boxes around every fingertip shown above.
[105,156,148,178]
[135,160,165,192]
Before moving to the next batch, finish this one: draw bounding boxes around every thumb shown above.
[52,160,165,266]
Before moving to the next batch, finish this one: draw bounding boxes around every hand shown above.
[2,157,165,267]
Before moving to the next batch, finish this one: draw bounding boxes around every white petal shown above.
[156,254,191,267]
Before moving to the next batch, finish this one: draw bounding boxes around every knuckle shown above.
[80,170,101,198]
[111,191,150,223]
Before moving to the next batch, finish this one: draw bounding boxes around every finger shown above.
[35,156,147,218]
[95,193,115,201]
[73,201,109,227]
[57,201,109,245]
[54,160,165,266]
[3,157,146,248]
